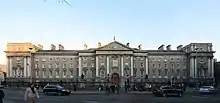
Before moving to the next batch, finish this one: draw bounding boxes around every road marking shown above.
[84,100,100,103]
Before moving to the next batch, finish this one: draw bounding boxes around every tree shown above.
[44,0,72,6]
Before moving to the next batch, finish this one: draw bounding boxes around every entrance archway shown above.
[111,73,120,85]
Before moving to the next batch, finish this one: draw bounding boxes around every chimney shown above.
[38,44,43,50]
[58,44,64,50]
[158,45,165,50]
[166,45,171,50]
[51,44,56,50]
[177,45,183,51]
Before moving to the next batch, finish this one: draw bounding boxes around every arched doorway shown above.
[111,73,120,85]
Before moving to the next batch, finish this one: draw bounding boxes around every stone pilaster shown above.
[121,56,124,76]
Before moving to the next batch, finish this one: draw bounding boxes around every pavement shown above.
[2,88,220,103]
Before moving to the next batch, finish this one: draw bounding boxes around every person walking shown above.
[24,83,39,103]
[0,89,5,103]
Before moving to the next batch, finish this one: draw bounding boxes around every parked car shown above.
[199,86,216,94]
[153,86,184,97]
[43,85,71,96]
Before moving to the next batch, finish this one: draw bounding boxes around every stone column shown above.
[9,57,13,77]
[194,57,197,78]
[6,57,10,77]
[190,57,194,78]
[145,57,148,75]
[121,56,124,76]
[208,58,211,77]
[96,56,99,77]
[78,56,82,77]
[107,56,109,74]
[130,56,133,76]
[27,57,31,77]
[211,59,214,78]
[24,56,27,77]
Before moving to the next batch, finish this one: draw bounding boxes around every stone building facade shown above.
[5,41,215,85]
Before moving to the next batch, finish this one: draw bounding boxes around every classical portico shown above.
[189,47,215,83]
[78,41,149,85]
[5,51,32,81]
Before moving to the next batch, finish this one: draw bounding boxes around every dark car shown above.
[43,85,71,96]
[153,86,183,97]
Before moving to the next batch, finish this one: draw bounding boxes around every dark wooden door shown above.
[111,73,119,84]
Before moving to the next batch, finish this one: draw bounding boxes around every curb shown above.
[39,91,106,95]
[71,92,106,95]
[127,92,152,95]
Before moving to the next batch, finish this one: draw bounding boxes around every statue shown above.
[113,36,116,41]
[84,44,88,49]
[138,44,142,50]
[98,42,101,48]
[126,43,130,47]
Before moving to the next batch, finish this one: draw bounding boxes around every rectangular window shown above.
[158,64,161,68]
[36,71,39,77]
[69,64,73,68]
[56,71,59,78]
[49,71,52,78]
[21,70,24,76]
[158,70,161,76]
[13,70,16,76]
[42,64,45,68]
[35,64,38,68]
[56,64,59,68]
[113,60,118,67]
[63,71,66,77]
[43,71,46,78]
[141,62,144,67]
[165,64,167,68]
[172,63,174,68]
[83,61,87,67]
[63,64,66,68]
[70,71,73,77]
[164,69,168,76]
[176,69,180,76]
[177,63,180,68]
[49,64,52,68]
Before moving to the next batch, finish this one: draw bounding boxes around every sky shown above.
[0,0,220,64]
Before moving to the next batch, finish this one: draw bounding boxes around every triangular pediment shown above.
[97,41,133,50]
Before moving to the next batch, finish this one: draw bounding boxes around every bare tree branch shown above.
[62,0,72,7]
[44,0,72,7]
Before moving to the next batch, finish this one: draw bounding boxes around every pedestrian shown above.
[24,83,39,103]
[0,89,5,103]
[73,84,77,92]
